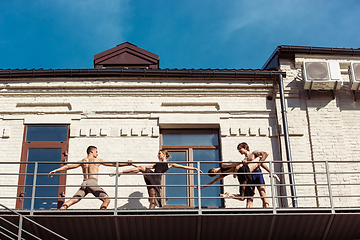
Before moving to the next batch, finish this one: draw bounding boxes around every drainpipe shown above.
[278,74,298,208]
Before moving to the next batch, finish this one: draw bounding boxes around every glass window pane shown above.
[193,149,221,207]
[165,152,188,205]
[162,129,218,146]
[26,126,68,142]
[23,148,62,209]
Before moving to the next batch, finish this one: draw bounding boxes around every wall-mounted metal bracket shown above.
[308,81,338,100]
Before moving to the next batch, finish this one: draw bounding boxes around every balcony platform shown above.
[1,208,360,240]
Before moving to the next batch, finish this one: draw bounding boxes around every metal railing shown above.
[1,160,360,216]
[1,159,359,240]
[0,203,68,240]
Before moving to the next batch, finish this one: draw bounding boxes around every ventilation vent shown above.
[349,62,360,90]
[303,61,342,90]
[304,62,330,80]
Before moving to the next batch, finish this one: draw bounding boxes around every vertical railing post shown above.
[197,161,202,215]
[30,162,38,215]
[17,215,23,240]
[114,162,119,215]
[325,160,335,213]
[269,160,277,214]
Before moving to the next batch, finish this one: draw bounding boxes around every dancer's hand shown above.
[109,171,116,177]
[48,170,56,178]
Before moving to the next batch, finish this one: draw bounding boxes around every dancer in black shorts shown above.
[110,150,202,209]
[220,143,280,206]
[197,157,263,199]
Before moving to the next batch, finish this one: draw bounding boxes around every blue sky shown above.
[1,0,359,70]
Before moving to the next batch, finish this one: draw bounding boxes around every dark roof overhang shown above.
[262,45,360,70]
[0,68,285,80]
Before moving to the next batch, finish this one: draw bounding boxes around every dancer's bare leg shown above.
[122,167,142,174]
[60,198,80,209]
[110,166,142,176]
[246,198,253,208]
[257,186,269,208]
[247,158,264,172]
[219,192,246,201]
[148,187,157,209]
[239,184,246,200]
[100,195,111,209]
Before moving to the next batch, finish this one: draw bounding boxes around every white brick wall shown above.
[279,55,360,208]
[0,119,24,208]
[1,67,359,210]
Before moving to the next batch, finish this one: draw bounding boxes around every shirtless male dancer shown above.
[222,142,280,208]
[48,146,129,209]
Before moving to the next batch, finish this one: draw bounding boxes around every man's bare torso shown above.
[244,151,261,170]
[80,157,102,180]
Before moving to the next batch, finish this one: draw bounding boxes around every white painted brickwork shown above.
[0,78,279,209]
[0,119,24,208]
[279,55,360,208]
[1,61,359,210]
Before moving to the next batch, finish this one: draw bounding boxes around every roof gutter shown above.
[277,45,360,55]
[0,68,286,79]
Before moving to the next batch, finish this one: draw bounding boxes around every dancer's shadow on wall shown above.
[117,191,147,210]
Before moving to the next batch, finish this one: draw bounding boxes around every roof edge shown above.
[0,68,286,79]
[262,45,360,70]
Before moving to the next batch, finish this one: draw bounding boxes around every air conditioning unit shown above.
[349,62,360,90]
[303,61,342,90]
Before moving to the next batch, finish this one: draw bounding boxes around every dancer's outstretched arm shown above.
[48,162,81,177]
[170,163,203,173]
[251,152,280,182]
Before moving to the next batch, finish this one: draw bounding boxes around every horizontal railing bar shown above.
[2,160,359,164]
[6,193,360,201]
[1,183,347,189]
[2,207,360,216]
[5,182,355,188]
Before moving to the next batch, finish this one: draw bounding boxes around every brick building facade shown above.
[1,43,359,210]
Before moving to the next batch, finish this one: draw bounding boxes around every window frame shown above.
[160,128,222,208]
[16,125,69,209]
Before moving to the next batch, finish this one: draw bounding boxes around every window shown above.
[16,125,69,209]
[161,129,221,208]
